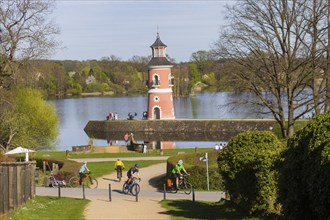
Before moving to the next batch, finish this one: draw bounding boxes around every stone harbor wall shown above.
[84,119,279,141]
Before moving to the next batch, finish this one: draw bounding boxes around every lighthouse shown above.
[147,33,175,120]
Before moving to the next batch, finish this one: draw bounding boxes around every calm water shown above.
[49,92,273,151]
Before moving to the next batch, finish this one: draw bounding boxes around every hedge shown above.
[279,112,330,219]
[166,150,224,191]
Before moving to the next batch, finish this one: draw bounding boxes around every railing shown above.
[0,162,36,216]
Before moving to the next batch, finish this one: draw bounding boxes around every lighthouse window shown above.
[153,75,160,86]
[154,96,160,102]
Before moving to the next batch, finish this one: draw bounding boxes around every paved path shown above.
[37,162,225,219]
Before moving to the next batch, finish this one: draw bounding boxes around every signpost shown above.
[199,152,209,191]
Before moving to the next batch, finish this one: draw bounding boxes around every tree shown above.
[190,50,214,75]
[213,0,328,138]
[0,0,60,89]
[218,131,284,216]
[0,88,59,152]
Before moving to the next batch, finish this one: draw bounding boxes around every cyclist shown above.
[114,158,125,170]
[79,161,92,185]
[126,163,140,185]
[172,160,189,189]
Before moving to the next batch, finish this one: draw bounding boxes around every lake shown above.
[49,92,274,151]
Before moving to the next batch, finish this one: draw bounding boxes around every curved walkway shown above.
[36,160,225,219]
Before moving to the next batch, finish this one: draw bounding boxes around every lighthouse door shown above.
[153,107,160,119]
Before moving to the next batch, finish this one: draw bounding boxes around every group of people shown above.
[79,158,189,190]
[214,143,226,150]
[79,159,140,186]
[128,111,148,120]
[107,112,118,120]
[127,112,137,120]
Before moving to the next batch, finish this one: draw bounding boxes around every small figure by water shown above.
[114,112,118,120]
[142,111,148,120]
[214,143,220,150]
[127,112,134,120]
[108,112,113,120]
[124,133,129,145]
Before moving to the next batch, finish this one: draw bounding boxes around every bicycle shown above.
[49,171,66,188]
[122,177,140,196]
[167,174,192,195]
[69,171,98,189]
[115,166,123,182]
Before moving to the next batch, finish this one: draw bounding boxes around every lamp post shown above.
[199,152,209,191]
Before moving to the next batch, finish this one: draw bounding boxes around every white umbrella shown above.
[5,146,35,161]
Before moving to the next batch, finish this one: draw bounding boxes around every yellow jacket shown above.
[114,160,125,169]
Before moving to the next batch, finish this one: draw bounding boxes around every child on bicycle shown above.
[79,161,92,185]
[126,163,140,185]
[172,160,189,189]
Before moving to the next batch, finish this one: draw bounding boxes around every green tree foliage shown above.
[218,131,284,216]
[6,53,247,97]
[279,112,330,219]
[0,88,59,151]
[202,72,217,86]
[189,63,202,92]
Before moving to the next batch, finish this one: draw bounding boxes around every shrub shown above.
[34,158,77,184]
[218,130,284,216]
[279,113,330,219]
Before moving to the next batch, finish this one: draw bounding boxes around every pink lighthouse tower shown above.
[147,33,175,120]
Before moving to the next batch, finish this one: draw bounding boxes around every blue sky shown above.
[52,1,232,62]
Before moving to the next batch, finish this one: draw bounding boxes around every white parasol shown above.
[4,146,35,161]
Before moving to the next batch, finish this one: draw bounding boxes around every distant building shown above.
[147,33,175,119]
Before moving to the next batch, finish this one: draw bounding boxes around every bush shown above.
[218,130,284,216]
[279,113,330,219]
[58,160,80,181]
[34,158,77,184]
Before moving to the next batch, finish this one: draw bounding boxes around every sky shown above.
[52,0,233,63]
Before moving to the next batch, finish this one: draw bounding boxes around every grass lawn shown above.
[6,196,88,220]
[161,200,261,220]
[86,160,164,178]
[34,148,213,160]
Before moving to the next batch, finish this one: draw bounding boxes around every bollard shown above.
[83,184,85,199]
[192,186,195,202]
[163,183,166,200]
[109,184,112,202]
[58,186,61,198]
[135,186,138,202]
